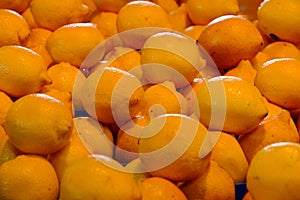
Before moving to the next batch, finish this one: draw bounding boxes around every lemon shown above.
[239,109,299,163]
[0,91,13,125]
[23,28,53,67]
[3,93,73,155]
[198,15,264,69]
[116,1,172,32]
[0,45,51,97]
[257,0,300,44]
[59,155,142,200]
[224,59,257,84]
[211,132,249,183]
[180,160,235,200]
[138,114,211,182]
[262,41,300,60]
[247,142,300,200]
[141,31,206,88]
[0,9,30,47]
[0,155,59,200]
[46,22,105,67]
[187,0,239,25]
[254,58,300,109]
[195,76,268,135]
[81,67,144,125]
[30,0,92,31]
[138,177,188,200]
[140,81,188,118]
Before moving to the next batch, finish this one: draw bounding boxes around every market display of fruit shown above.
[0,0,300,199]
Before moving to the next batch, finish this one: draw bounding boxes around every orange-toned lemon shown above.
[117,1,172,33]
[0,155,59,200]
[4,93,73,155]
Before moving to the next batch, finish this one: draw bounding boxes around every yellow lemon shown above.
[250,51,271,70]
[3,93,73,155]
[0,91,13,125]
[115,114,150,164]
[257,0,300,44]
[117,1,172,33]
[91,11,118,38]
[140,81,188,118]
[59,155,142,200]
[180,160,236,200]
[21,7,39,29]
[30,0,92,31]
[23,28,53,67]
[46,22,105,67]
[93,0,134,13]
[81,67,144,125]
[224,59,257,84]
[247,142,300,200]
[262,41,300,60]
[141,31,206,88]
[152,0,179,13]
[187,0,239,25]
[138,177,188,200]
[0,154,59,200]
[183,25,206,40]
[0,45,51,97]
[198,15,264,69]
[168,3,192,32]
[138,114,211,182]
[0,128,23,165]
[0,0,32,13]
[238,109,299,163]
[0,9,30,47]
[211,132,249,183]
[196,76,268,135]
[254,58,300,109]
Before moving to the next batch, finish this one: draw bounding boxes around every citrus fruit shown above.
[186,0,239,25]
[0,91,13,125]
[238,109,299,163]
[91,11,118,38]
[139,81,188,118]
[138,114,211,182]
[257,0,300,44]
[138,177,188,200]
[0,9,30,47]
[0,45,51,97]
[224,59,257,84]
[0,0,32,13]
[30,0,92,31]
[198,15,264,69]
[195,76,268,135]
[0,154,59,200]
[23,28,53,67]
[0,129,23,165]
[59,155,142,200]
[81,67,144,125]
[115,114,150,164]
[93,0,133,12]
[262,41,300,60]
[183,25,206,40]
[152,0,179,13]
[141,31,206,88]
[180,160,236,200]
[21,7,39,29]
[254,58,300,109]
[247,142,300,200]
[116,1,172,33]
[250,51,271,70]
[3,93,73,155]
[211,132,249,183]
[46,22,105,67]
[168,3,192,32]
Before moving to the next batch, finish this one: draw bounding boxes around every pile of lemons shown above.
[0,0,300,200]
